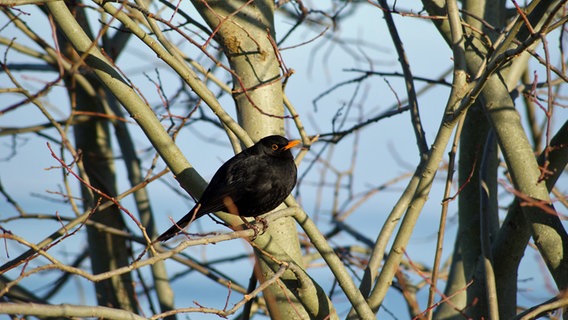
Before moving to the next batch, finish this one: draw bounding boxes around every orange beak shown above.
[282,139,301,150]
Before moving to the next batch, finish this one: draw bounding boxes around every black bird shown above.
[157,135,300,242]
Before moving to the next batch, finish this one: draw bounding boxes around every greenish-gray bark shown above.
[423,0,568,318]
[52,5,137,310]
[189,1,337,319]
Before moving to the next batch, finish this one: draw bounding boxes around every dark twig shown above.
[372,0,428,157]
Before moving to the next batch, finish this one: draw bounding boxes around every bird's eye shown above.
[271,144,279,151]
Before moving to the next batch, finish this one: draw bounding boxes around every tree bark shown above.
[54,4,138,310]
[190,1,335,319]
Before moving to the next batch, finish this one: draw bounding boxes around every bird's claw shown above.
[249,222,261,240]
[250,217,269,240]
[255,216,269,231]
[240,216,268,240]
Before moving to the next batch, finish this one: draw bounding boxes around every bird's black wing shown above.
[195,153,265,215]
[156,152,252,242]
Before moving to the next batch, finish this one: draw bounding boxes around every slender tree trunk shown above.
[72,84,138,311]
[190,1,335,318]
[424,0,568,318]
[107,98,176,318]
[52,5,138,309]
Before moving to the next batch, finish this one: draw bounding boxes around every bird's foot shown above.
[254,216,269,231]
[249,222,261,240]
[249,217,269,240]
[240,216,268,240]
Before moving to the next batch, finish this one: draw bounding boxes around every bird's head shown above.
[256,135,301,158]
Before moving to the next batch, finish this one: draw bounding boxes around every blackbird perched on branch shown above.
[157,135,300,242]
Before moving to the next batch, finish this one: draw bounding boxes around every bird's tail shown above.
[156,204,202,242]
